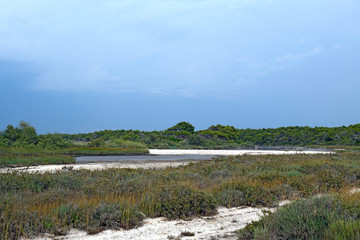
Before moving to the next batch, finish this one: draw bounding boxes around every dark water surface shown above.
[76,147,333,163]
[76,155,219,163]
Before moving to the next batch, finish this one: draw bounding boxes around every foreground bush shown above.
[238,192,360,240]
[1,201,145,239]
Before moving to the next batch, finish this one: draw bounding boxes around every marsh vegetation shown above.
[1,153,360,239]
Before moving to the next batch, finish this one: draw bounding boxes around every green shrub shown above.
[238,196,338,240]
[325,219,360,240]
[216,182,278,207]
[153,185,217,219]
[285,170,302,177]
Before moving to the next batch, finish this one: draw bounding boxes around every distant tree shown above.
[88,138,105,147]
[37,133,70,149]
[167,122,195,133]
[18,121,37,145]
[19,120,31,129]
[0,131,7,147]
[186,134,204,146]
[4,125,17,143]
[3,121,38,146]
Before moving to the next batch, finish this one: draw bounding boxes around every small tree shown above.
[3,121,38,146]
[167,122,195,133]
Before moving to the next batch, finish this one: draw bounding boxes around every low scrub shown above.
[0,154,75,168]
[151,185,217,219]
[1,153,360,239]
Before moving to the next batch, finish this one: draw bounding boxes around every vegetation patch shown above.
[237,192,360,240]
[0,154,75,168]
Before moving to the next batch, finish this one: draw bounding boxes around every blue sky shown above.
[1,0,359,133]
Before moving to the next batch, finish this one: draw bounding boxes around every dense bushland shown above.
[1,153,359,239]
[0,121,148,151]
[1,121,360,150]
[60,122,360,149]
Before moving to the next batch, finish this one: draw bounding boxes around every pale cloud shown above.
[148,87,199,98]
[275,47,323,62]
[332,43,351,49]
[298,38,307,44]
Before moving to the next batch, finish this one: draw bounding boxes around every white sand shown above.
[149,149,333,156]
[0,162,189,173]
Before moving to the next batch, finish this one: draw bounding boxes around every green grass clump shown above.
[0,146,149,157]
[215,181,279,207]
[325,219,360,240]
[151,185,217,219]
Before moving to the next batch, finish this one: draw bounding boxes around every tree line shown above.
[1,121,359,149]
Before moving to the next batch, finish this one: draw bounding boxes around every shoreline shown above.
[1,149,333,173]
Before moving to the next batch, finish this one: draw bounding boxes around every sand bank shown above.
[149,149,333,156]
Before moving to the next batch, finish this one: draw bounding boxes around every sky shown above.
[1,0,359,133]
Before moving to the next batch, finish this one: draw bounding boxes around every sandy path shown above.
[32,203,290,240]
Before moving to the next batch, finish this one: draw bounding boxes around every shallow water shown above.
[76,155,218,163]
[76,148,333,163]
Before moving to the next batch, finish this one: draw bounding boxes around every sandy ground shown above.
[32,202,291,240]
[0,161,191,173]
[1,149,333,173]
